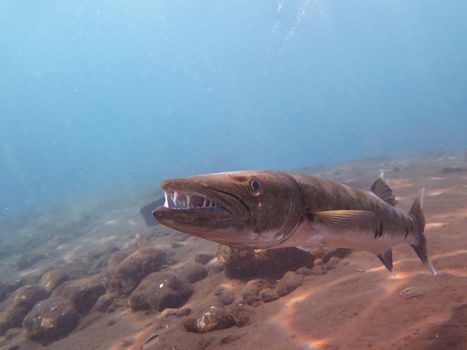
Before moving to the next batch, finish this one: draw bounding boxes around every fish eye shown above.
[248,179,261,193]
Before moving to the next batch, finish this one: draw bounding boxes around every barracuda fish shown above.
[153,171,436,275]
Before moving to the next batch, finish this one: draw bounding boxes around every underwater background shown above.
[1,0,467,222]
[1,2,467,349]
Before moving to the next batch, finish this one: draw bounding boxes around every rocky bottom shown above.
[0,152,466,350]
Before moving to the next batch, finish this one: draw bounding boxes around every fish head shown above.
[153,171,304,249]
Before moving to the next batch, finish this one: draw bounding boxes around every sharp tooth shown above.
[164,191,169,208]
[203,198,207,207]
[174,191,179,204]
[187,195,191,208]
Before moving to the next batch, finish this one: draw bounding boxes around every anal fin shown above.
[377,249,393,271]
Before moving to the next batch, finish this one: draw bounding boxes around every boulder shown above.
[40,269,73,294]
[0,279,24,304]
[128,272,193,312]
[184,306,235,333]
[275,271,304,296]
[110,247,167,296]
[194,253,215,265]
[0,285,49,334]
[218,246,313,279]
[23,297,79,344]
[53,277,105,315]
[215,287,234,305]
[260,288,279,302]
[242,279,272,306]
[242,287,261,306]
[91,293,117,313]
[229,302,251,327]
[84,244,119,272]
[176,262,208,283]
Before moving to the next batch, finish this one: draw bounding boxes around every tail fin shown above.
[409,188,437,275]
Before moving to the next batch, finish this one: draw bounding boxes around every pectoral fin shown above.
[306,210,376,233]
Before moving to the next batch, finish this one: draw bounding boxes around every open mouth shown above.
[161,189,229,212]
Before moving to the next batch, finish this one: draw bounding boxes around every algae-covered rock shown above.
[128,272,193,312]
[218,246,313,279]
[275,271,304,296]
[23,296,79,344]
[53,277,106,315]
[0,284,49,335]
[184,306,235,333]
[176,262,208,283]
[110,247,167,296]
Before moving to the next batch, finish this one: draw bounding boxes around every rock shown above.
[242,287,261,306]
[220,334,242,345]
[3,327,21,340]
[110,247,167,296]
[242,279,272,306]
[91,293,117,313]
[16,252,46,270]
[194,253,215,265]
[229,302,251,327]
[165,307,191,318]
[53,277,105,315]
[23,297,79,344]
[205,259,224,274]
[184,306,235,333]
[324,256,340,270]
[40,269,72,294]
[0,285,49,334]
[171,242,183,248]
[176,263,208,283]
[400,287,427,299]
[218,246,313,279]
[128,272,193,312]
[107,250,128,270]
[311,265,327,275]
[322,248,352,263]
[296,267,313,276]
[328,256,341,265]
[0,279,24,304]
[215,287,234,305]
[275,271,304,296]
[84,244,119,273]
[260,288,279,302]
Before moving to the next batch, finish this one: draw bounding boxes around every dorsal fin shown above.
[370,173,397,205]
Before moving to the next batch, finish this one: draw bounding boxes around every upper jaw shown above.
[158,180,236,215]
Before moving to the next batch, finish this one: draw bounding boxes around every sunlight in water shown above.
[427,187,453,197]
[426,222,446,229]
[269,294,332,349]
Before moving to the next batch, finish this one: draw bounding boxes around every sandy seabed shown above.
[1,152,466,350]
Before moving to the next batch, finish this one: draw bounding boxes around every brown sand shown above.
[1,152,466,350]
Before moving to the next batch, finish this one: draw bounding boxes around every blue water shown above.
[1,1,467,219]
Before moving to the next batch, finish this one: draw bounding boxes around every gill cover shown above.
[244,172,305,247]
